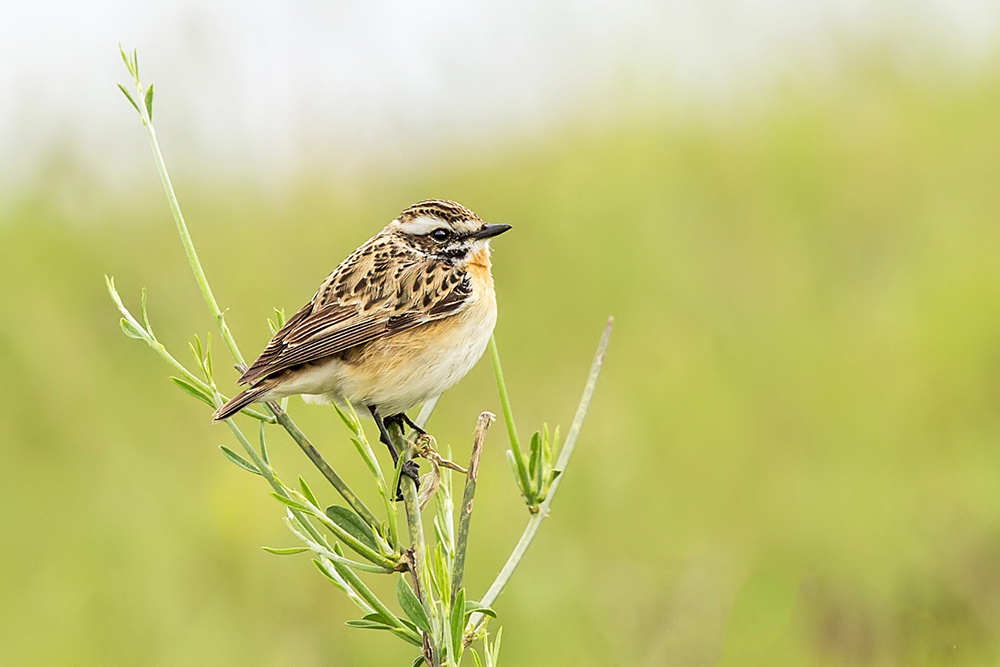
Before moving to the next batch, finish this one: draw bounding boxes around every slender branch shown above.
[392,422,439,666]
[122,61,379,528]
[327,552,423,646]
[469,318,612,632]
[267,401,380,530]
[126,73,244,366]
[452,412,493,603]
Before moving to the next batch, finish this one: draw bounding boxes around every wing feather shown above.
[238,236,470,386]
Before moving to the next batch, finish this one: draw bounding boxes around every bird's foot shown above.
[395,460,421,501]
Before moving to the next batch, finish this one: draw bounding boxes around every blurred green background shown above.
[5,18,1000,667]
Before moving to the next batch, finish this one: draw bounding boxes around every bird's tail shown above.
[213,386,271,421]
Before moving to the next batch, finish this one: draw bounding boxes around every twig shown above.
[267,401,380,529]
[120,55,377,529]
[469,317,612,634]
[393,422,439,666]
[452,412,493,603]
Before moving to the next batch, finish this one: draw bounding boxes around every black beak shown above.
[471,223,512,240]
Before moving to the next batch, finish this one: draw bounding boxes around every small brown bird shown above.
[213,200,510,483]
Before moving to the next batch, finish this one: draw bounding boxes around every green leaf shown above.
[270,493,311,513]
[490,627,503,664]
[470,649,483,667]
[451,588,466,660]
[505,450,530,499]
[117,83,140,114]
[267,307,287,335]
[312,559,349,594]
[391,628,423,647]
[332,402,358,433]
[464,600,498,619]
[396,578,431,633]
[324,505,378,552]
[119,317,146,340]
[258,421,269,464]
[529,430,542,493]
[262,546,309,555]
[299,476,319,507]
[346,619,395,630]
[171,376,215,408]
[219,446,261,475]
[144,83,154,121]
[379,613,419,634]
[118,44,131,73]
[204,333,214,378]
[139,288,154,338]
[411,656,426,667]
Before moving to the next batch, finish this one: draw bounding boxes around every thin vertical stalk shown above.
[469,318,612,633]
[122,60,377,529]
[452,412,493,603]
[392,422,439,666]
[489,336,532,496]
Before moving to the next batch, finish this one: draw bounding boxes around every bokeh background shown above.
[4,1,1000,665]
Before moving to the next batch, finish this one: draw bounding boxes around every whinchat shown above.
[213,199,511,484]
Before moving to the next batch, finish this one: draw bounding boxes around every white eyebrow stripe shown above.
[395,216,447,236]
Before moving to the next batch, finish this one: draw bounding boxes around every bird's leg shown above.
[368,406,420,500]
[392,412,427,436]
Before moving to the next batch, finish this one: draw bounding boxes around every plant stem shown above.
[489,336,532,497]
[469,318,612,632]
[124,69,378,528]
[452,412,493,604]
[267,401,380,529]
[392,422,439,666]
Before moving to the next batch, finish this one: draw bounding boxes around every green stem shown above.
[106,277,274,423]
[124,66,377,529]
[221,414,327,548]
[327,553,422,645]
[392,422,439,666]
[135,103,244,366]
[268,401,381,530]
[489,336,532,497]
[470,318,612,631]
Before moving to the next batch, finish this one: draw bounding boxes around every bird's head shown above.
[389,199,511,261]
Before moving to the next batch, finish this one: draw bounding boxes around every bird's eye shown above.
[430,228,450,242]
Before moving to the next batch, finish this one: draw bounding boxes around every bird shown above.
[212,199,511,488]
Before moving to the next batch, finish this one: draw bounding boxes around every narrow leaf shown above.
[119,317,145,340]
[299,476,319,507]
[345,619,395,630]
[144,83,154,121]
[451,588,466,660]
[219,446,261,475]
[529,430,542,492]
[396,578,431,633]
[139,287,154,338]
[412,656,427,667]
[171,376,215,408]
[470,649,483,667]
[362,612,392,625]
[258,421,269,464]
[270,493,311,513]
[262,546,309,555]
[464,600,498,619]
[392,628,423,647]
[325,505,378,552]
[117,83,140,114]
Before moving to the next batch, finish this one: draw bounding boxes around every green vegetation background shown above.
[3,58,1000,665]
